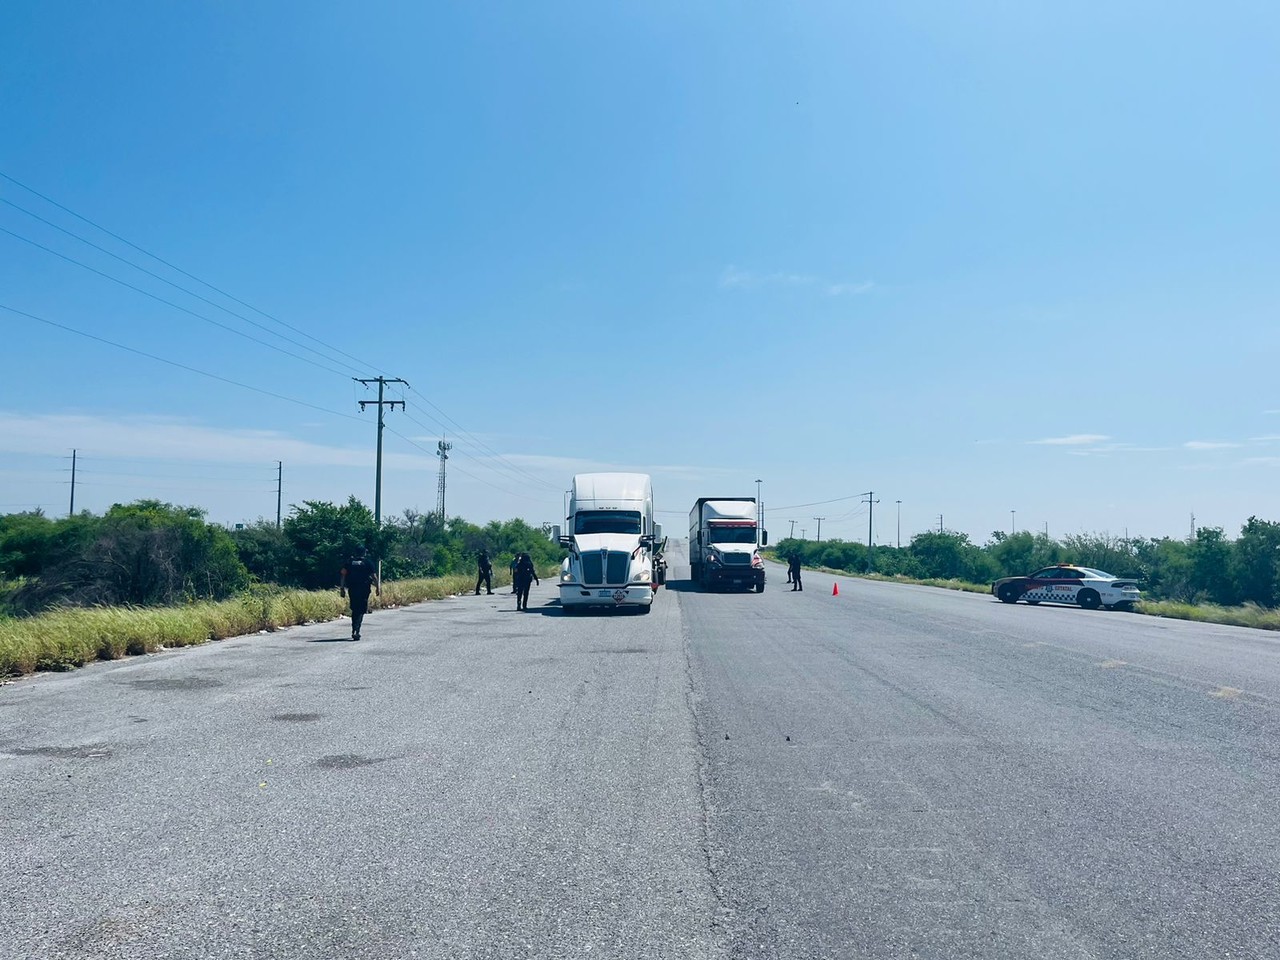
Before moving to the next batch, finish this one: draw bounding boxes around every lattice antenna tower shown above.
[435,439,452,519]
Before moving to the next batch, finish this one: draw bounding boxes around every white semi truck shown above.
[555,472,662,613]
[688,497,766,592]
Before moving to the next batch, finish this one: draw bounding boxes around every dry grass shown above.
[1135,599,1280,631]
[0,567,552,678]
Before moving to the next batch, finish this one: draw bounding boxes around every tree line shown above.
[0,498,565,615]
[774,517,1280,608]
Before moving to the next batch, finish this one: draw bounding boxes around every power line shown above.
[403,383,562,491]
[394,407,560,494]
[770,493,865,511]
[382,425,552,505]
[0,171,379,374]
[0,302,364,423]
[3,173,576,505]
[1,197,365,376]
[0,226,354,378]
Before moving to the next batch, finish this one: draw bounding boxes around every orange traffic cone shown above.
[832,582,839,596]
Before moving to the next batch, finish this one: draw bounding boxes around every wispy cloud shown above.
[500,451,741,480]
[825,281,875,296]
[719,266,873,297]
[1184,440,1242,450]
[0,412,432,471]
[1029,434,1112,446]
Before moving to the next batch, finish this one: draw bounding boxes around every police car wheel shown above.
[1077,589,1102,610]
[997,583,1018,604]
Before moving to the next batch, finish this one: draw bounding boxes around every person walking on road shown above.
[788,553,803,592]
[510,554,519,594]
[513,551,540,611]
[340,549,380,640]
[475,548,494,595]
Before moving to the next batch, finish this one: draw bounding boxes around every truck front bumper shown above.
[705,566,765,588]
[560,584,656,609]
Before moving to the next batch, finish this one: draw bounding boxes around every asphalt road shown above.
[3,542,1278,959]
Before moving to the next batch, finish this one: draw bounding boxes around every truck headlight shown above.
[561,571,576,583]
[634,570,651,582]
[707,553,720,564]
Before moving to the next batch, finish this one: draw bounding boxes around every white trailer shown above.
[557,473,660,613]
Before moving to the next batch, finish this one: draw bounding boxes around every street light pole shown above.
[755,478,763,545]
[896,500,902,549]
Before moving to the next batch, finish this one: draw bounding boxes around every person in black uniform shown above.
[475,548,494,595]
[788,553,803,592]
[340,549,379,640]
[513,551,540,611]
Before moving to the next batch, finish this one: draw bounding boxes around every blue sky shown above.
[1,1,1277,546]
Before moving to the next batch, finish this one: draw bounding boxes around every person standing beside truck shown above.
[340,549,380,640]
[514,551,540,611]
[788,553,803,592]
[475,548,494,595]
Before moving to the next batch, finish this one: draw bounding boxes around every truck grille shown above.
[722,552,751,565]
[606,551,629,584]
[580,550,631,584]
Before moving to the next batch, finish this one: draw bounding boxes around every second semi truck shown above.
[688,497,766,592]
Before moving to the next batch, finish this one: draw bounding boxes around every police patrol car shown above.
[992,565,1141,610]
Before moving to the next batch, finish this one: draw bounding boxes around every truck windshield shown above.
[574,511,642,535]
[709,524,757,544]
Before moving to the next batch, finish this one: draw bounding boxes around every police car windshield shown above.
[574,510,642,535]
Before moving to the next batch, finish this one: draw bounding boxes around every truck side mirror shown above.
[640,534,655,547]
[762,531,768,546]
[558,536,572,548]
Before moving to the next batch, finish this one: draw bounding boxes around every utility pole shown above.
[788,519,797,539]
[1044,521,1049,539]
[435,439,452,520]
[801,527,807,541]
[354,376,407,526]
[68,448,77,517]
[275,461,283,528]
[863,491,880,571]
[813,517,825,543]
[938,514,943,533]
[896,500,902,549]
[1190,512,1196,541]
[1011,509,1016,537]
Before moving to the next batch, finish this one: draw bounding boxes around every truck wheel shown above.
[1078,589,1102,610]
[756,580,765,593]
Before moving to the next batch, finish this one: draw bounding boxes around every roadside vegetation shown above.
[768,518,1280,632]
[0,497,564,677]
